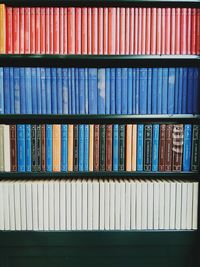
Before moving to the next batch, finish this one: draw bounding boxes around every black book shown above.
[191,125,200,172]
[144,124,152,171]
[73,125,79,171]
[119,125,125,171]
[99,125,106,171]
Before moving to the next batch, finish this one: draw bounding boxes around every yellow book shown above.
[53,125,61,172]
[89,125,94,171]
[126,124,132,171]
[68,124,74,171]
[131,124,137,171]
[0,4,6,53]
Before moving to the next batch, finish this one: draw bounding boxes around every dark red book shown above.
[106,125,113,171]
[172,125,184,172]
[165,124,173,171]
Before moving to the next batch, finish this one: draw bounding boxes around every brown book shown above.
[41,124,46,172]
[53,124,61,172]
[159,124,166,171]
[172,124,184,172]
[93,125,100,171]
[10,125,17,171]
[106,124,113,171]
[165,124,173,171]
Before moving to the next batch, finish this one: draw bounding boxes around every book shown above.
[126,124,132,171]
[172,124,184,172]
[119,125,125,171]
[191,125,200,172]
[25,125,31,172]
[183,124,192,171]
[52,125,61,172]
[106,125,112,171]
[99,125,106,171]
[46,124,53,172]
[10,125,17,171]
[113,124,119,171]
[165,124,173,171]
[144,124,152,171]
[137,124,144,171]
[17,125,25,171]
[73,125,79,171]
[152,124,159,172]
[94,125,100,171]
[61,124,68,172]
[159,124,166,172]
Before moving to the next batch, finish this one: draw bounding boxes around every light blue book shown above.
[127,68,132,114]
[31,68,37,114]
[168,68,175,114]
[46,68,52,114]
[57,68,63,114]
[116,68,121,114]
[152,68,158,114]
[157,68,162,114]
[132,68,136,114]
[0,68,4,114]
[46,124,53,172]
[183,124,192,171]
[14,68,20,114]
[110,68,115,114]
[17,124,25,171]
[51,68,57,114]
[121,68,128,114]
[79,124,84,171]
[68,68,72,114]
[113,124,119,171]
[79,68,85,114]
[147,68,152,114]
[84,125,89,171]
[137,124,144,171]
[25,68,32,114]
[105,68,110,114]
[97,68,106,114]
[71,68,76,114]
[84,68,88,114]
[62,68,69,114]
[139,68,147,114]
[61,124,68,172]
[152,124,159,172]
[25,125,31,171]
[9,68,15,114]
[75,68,79,114]
[3,68,10,114]
[88,68,97,114]
[36,68,42,114]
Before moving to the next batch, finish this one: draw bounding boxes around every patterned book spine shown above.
[73,125,79,171]
[106,124,113,171]
[144,124,152,171]
[94,125,100,171]
[119,125,125,171]
[159,124,166,171]
[191,125,200,172]
[172,124,184,172]
[99,125,106,171]
[165,124,173,171]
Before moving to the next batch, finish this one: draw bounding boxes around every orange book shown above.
[103,8,108,54]
[68,124,74,171]
[141,8,146,55]
[53,7,59,54]
[150,8,156,55]
[108,8,116,55]
[68,8,75,54]
[13,8,20,54]
[35,7,40,54]
[120,8,125,54]
[30,8,36,54]
[40,8,45,54]
[125,8,130,55]
[75,8,81,54]
[165,8,171,55]
[187,8,191,55]
[63,8,68,54]
[53,125,61,172]
[170,8,176,55]
[89,125,94,171]
[156,8,161,55]
[6,7,13,54]
[126,124,132,171]
[81,7,87,54]
[161,8,166,54]
[180,8,187,54]
[50,7,54,54]
[134,8,138,54]
[175,8,180,54]
[98,7,103,54]
[146,8,151,55]
[138,7,142,55]
[59,7,64,54]
[0,4,6,54]
[131,125,137,171]
[129,7,134,54]
[191,8,196,55]
[92,8,98,54]
[45,8,50,54]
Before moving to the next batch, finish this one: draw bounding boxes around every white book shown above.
[26,181,33,230]
[93,179,99,230]
[186,182,193,230]
[192,182,199,230]
[76,179,82,230]
[0,125,4,171]
[147,180,153,230]
[159,180,165,229]
[175,180,182,230]
[99,179,104,230]
[181,181,187,230]
[38,180,44,231]
[136,180,142,230]
[153,180,159,230]
[115,180,121,230]
[66,180,71,230]
[60,179,66,230]
[141,180,147,230]
[169,181,176,230]
[120,179,125,230]
[110,180,115,230]
[130,180,136,230]
[3,181,10,230]
[14,181,21,230]
[32,181,38,231]
[49,181,54,230]
[82,180,88,230]
[164,181,170,229]
[20,181,27,230]
[54,180,60,230]
[125,180,131,230]
[71,180,76,230]
[9,181,15,230]
[3,125,10,172]
[0,182,4,230]
[43,180,49,231]
[88,179,93,230]
[104,180,110,230]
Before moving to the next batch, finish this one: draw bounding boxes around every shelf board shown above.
[0,114,199,124]
[0,54,199,67]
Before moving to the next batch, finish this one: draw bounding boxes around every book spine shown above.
[17,125,25,171]
[165,124,173,171]
[89,125,94,171]
[125,8,130,54]
[116,7,120,54]
[46,124,52,172]
[62,68,68,114]
[40,8,45,54]
[141,8,146,55]
[161,8,165,54]
[81,8,87,54]
[61,124,68,172]
[147,68,151,114]
[78,124,84,171]
[45,8,50,54]
[193,68,199,114]
[41,124,46,172]
[187,67,194,114]
[0,125,3,171]
[106,124,113,171]
[75,8,81,54]
[36,68,41,114]
[51,68,57,114]
[88,68,98,114]
[50,7,53,54]
[108,8,116,55]
[146,8,151,54]
[159,124,166,171]
[57,68,63,114]
[59,7,64,54]
[25,68,32,114]
[197,9,200,54]
[73,125,79,171]
[113,124,119,171]
[151,8,156,54]
[129,8,134,54]
[183,124,192,171]
[171,8,175,54]
[191,8,197,55]
[105,68,110,114]
[87,8,92,54]
[175,8,180,54]
[24,7,30,54]
[191,125,200,172]
[121,68,128,114]
[94,125,100,171]
[92,8,98,55]
[97,68,105,114]
[13,8,19,53]
[52,124,61,172]
[182,68,187,114]
[0,4,6,53]
[152,124,159,172]
[99,125,106,171]
[131,124,137,171]
[127,68,133,114]
[119,125,125,171]
[53,7,59,54]
[165,8,171,55]
[75,68,79,114]
[126,124,132,171]
[180,8,187,54]
[137,124,144,171]
[68,8,75,54]
[174,68,179,114]
[138,8,142,55]
[178,68,183,114]
[84,125,89,171]
[3,68,10,114]
[157,68,162,114]
[139,68,147,114]
[31,125,37,171]
[116,68,121,114]
[110,68,115,114]
[6,7,13,53]
[0,68,4,114]
[63,8,68,54]
[31,68,37,114]
[78,68,85,114]
[152,68,157,114]
[168,68,175,114]
[13,68,20,114]
[35,8,40,54]
[144,124,152,171]
[9,68,14,114]
[187,8,192,55]
[156,8,161,54]
[36,124,42,172]
[172,124,184,172]
[120,8,125,54]
[10,125,17,171]
[25,125,31,172]
[135,68,139,114]
[45,68,51,114]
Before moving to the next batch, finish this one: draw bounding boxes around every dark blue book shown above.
[147,68,152,114]
[68,68,72,114]
[14,68,20,114]
[9,68,15,114]
[113,124,119,171]
[17,124,25,171]
[79,68,85,114]
[62,68,69,114]
[157,68,162,114]
[57,68,63,114]
[88,68,98,114]
[116,68,121,114]
[167,68,175,114]
[46,124,53,172]
[79,124,84,171]
[121,68,128,114]
[0,68,4,114]
[84,68,88,114]
[40,68,46,114]
[61,124,68,172]
[152,124,159,171]
[3,68,10,114]
[139,68,147,114]
[110,68,116,114]
[193,68,199,114]
[51,68,57,114]
[152,68,158,114]
[97,68,106,114]
[127,68,133,114]
[36,68,42,114]
[45,68,52,114]
[187,68,194,114]
[75,68,79,114]
[105,68,110,114]
[178,68,183,114]
[135,68,140,114]
[162,68,168,114]
[71,68,76,114]
[31,68,37,114]
[174,68,179,114]
[25,124,31,171]
[182,68,188,114]
[183,124,192,171]
[25,68,32,114]
[84,125,89,171]
[132,68,136,114]
[137,124,144,171]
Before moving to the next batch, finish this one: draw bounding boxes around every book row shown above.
[0,5,200,55]
[0,179,198,231]
[0,124,199,173]
[0,67,199,115]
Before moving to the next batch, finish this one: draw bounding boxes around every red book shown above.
[63,8,68,54]
[191,8,197,55]
[98,7,103,55]
[134,8,138,54]
[103,8,108,54]
[40,8,45,54]
[45,8,50,54]
[75,8,81,54]
[170,8,175,55]
[156,8,161,55]
[30,8,35,54]
[13,8,19,54]
[87,8,92,54]
[146,7,151,55]
[165,8,171,55]
[6,7,13,53]
[24,8,30,54]
[180,8,187,54]
[50,7,54,54]
[19,8,24,54]
[120,8,125,54]
[129,7,134,54]
[197,9,200,54]
[35,7,40,54]
[116,7,120,54]
[125,8,130,54]
[68,8,75,54]
[138,7,142,55]
[53,8,59,54]
[175,8,180,54]
[81,7,87,54]
[161,8,166,54]
[92,8,98,54]
[141,8,146,55]
[187,8,191,55]
[108,8,116,55]
[150,8,156,55]
[59,7,64,54]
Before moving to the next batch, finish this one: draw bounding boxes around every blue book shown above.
[17,125,25,171]
[113,124,119,171]
[51,68,57,114]
[183,124,192,171]
[88,68,98,114]
[25,125,31,171]
[147,68,152,114]
[61,124,68,172]
[139,68,148,114]
[152,68,158,114]
[0,68,4,114]
[84,125,89,171]
[45,68,52,114]
[97,68,105,114]
[132,68,136,114]
[68,68,72,114]
[79,125,84,171]
[84,68,88,114]
[116,68,121,114]
[62,68,69,114]
[79,68,85,114]
[127,68,133,114]
[187,68,194,114]
[162,68,168,114]
[121,68,128,114]
[174,68,179,114]
[135,68,140,114]
[36,68,42,114]
[137,124,144,171]
[25,68,32,114]
[110,68,116,114]
[157,68,162,114]
[31,68,37,114]
[14,68,20,114]
[193,68,199,114]
[178,68,183,114]
[168,68,175,114]
[46,124,53,172]
[71,68,76,114]
[152,124,159,172]
[9,68,15,114]
[75,68,79,114]
[57,68,63,114]
[182,68,188,114]
[3,68,10,114]
[105,68,110,114]
[40,68,46,114]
